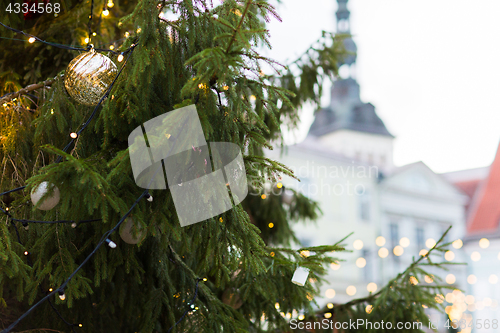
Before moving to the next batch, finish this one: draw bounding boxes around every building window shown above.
[358,190,370,222]
[416,227,424,251]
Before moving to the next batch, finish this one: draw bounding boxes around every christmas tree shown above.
[0,0,458,332]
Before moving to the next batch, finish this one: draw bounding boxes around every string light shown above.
[425,238,436,248]
[479,238,490,249]
[399,237,410,247]
[28,37,35,43]
[467,275,477,285]
[92,32,97,36]
[346,285,356,296]
[109,45,115,50]
[24,251,28,256]
[117,53,124,62]
[58,290,66,301]
[393,245,404,256]
[84,37,90,44]
[105,239,117,248]
[378,247,388,258]
[355,257,366,268]
[444,250,455,261]
[261,194,266,199]
[446,274,456,284]
[70,132,78,139]
[268,222,274,228]
[375,236,386,246]
[325,289,335,298]
[124,32,130,38]
[102,9,110,16]
[353,239,363,250]
[327,303,334,309]
[107,1,114,8]
[471,251,481,262]
[367,282,377,292]
[452,239,463,249]
[48,288,53,292]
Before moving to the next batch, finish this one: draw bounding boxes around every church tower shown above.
[308,0,394,170]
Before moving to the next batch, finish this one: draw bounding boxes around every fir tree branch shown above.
[225,0,252,54]
[0,76,58,105]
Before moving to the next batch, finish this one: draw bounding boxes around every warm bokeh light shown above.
[471,251,481,262]
[467,275,477,284]
[452,239,463,249]
[327,303,334,309]
[424,275,434,283]
[346,286,356,296]
[367,282,377,293]
[465,295,475,305]
[353,240,364,250]
[268,222,274,228]
[445,293,455,303]
[324,312,332,319]
[117,54,124,62]
[376,236,386,247]
[393,245,404,256]
[298,314,305,320]
[378,247,389,258]
[426,238,436,248]
[409,276,418,285]
[28,37,36,43]
[446,274,456,284]
[479,238,490,249]
[444,250,455,261]
[399,237,410,248]
[435,294,444,304]
[419,249,428,257]
[102,9,109,16]
[484,298,492,307]
[300,250,310,257]
[489,274,498,284]
[356,257,366,268]
[277,182,283,188]
[330,262,340,270]
[261,194,267,199]
[365,305,373,314]
[325,289,336,299]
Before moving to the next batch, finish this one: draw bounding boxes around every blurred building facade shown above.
[267,0,473,330]
[443,145,500,333]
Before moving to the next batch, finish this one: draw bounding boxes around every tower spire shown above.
[336,0,356,67]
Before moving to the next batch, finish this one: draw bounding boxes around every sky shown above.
[261,0,500,174]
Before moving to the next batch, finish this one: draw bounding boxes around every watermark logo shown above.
[128,104,247,227]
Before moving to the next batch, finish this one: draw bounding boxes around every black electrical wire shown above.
[56,41,138,163]
[167,278,202,333]
[0,21,120,55]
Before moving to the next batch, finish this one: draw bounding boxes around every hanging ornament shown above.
[281,188,294,205]
[222,288,243,310]
[119,216,145,244]
[291,267,310,286]
[64,49,117,106]
[30,181,60,210]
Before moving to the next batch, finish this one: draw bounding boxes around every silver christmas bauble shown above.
[64,50,117,106]
[119,217,145,244]
[31,181,60,210]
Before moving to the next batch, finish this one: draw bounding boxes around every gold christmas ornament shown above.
[31,181,60,210]
[64,50,117,106]
[119,217,146,244]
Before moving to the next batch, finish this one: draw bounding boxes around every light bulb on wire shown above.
[102,8,109,16]
[117,54,124,62]
[58,290,66,301]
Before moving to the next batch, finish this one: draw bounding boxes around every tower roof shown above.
[465,142,500,235]
[308,79,394,138]
[308,0,392,138]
